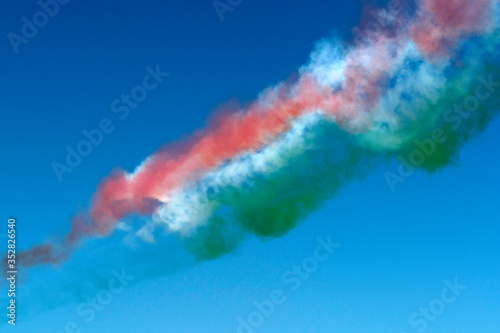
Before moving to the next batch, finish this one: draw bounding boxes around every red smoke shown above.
[17,244,67,267]
[410,0,493,55]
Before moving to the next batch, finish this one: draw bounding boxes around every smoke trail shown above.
[15,0,500,298]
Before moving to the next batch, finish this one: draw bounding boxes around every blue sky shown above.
[1,0,499,332]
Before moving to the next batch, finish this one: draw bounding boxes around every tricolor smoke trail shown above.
[18,0,500,272]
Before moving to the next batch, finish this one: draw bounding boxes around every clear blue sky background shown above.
[1,0,499,332]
